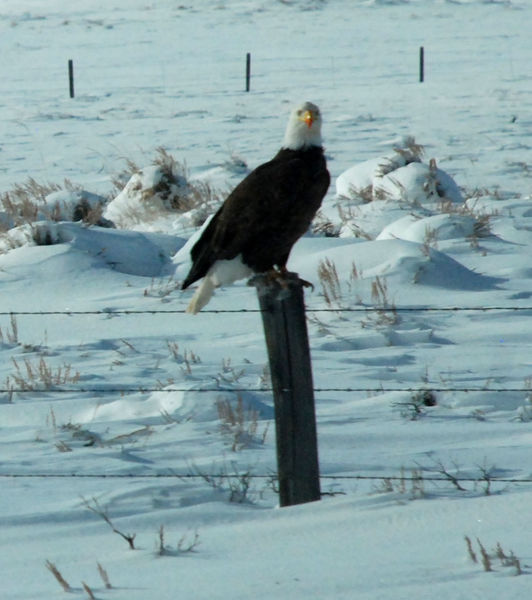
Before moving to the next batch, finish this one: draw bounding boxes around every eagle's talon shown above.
[299,278,314,291]
[265,269,314,292]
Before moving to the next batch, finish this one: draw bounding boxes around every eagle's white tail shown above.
[186,276,216,314]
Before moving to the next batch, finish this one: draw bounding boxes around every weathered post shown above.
[250,272,321,507]
[419,46,424,83]
[245,52,251,92]
[68,59,75,98]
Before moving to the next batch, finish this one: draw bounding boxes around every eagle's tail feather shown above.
[185,275,216,314]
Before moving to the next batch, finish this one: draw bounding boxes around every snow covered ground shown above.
[1,1,531,598]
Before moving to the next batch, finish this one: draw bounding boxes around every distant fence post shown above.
[68,59,75,98]
[419,46,424,82]
[250,272,321,507]
[245,52,251,92]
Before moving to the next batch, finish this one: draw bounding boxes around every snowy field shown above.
[1,0,532,598]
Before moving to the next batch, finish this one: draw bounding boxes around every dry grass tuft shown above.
[82,581,96,600]
[346,184,374,204]
[363,276,398,328]
[477,538,493,572]
[312,209,340,237]
[5,356,80,392]
[317,258,342,307]
[216,395,268,451]
[496,542,523,575]
[82,496,137,550]
[191,462,256,503]
[466,537,523,575]
[464,536,477,563]
[1,178,103,229]
[438,198,495,244]
[394,136,425,162]
[1,178,62,225]
[316,258,398,328]
[45,560,71,592]
[143,276,180,299]
[157,525,201,556]
[376,137,425,179]
[373,467,425,499]
[0,314,19,345]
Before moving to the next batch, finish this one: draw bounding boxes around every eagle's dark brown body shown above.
[182,145,330,290]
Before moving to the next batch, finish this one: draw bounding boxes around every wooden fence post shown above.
[68,59,75,98]
[250,272,321,507]
[245,52,251,92]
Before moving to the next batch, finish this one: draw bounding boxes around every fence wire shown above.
[1,386,530,394]
[1,305,529,395]
[1,306,532,315]
[1,472,532,484]
[1,308,530,485]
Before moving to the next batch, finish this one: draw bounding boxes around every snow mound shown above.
[336,149,416,202]
[1,221,185,277]
[104,165,191,230]
[87,386,274,428]
[377,213,478,243]
[374,160,463,205]
[41,189,108,223]
[0,187,110,254]
[103,155,226,235]
[60,223,185,277]
[291,237,501,291]
[336,142,462,205]
[150,388,274,424]
[0,186,107,232]
[319,141,466,242]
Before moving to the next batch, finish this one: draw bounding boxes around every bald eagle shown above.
[182,101,330,313]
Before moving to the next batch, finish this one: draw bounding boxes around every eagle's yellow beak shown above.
[300,110,314,129]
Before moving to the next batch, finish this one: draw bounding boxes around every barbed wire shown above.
[1,386,530,394]
[1,472,532,484]
[1,307,528,395]
[0,306,531,316]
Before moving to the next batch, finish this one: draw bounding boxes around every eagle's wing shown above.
[182,153,328,289]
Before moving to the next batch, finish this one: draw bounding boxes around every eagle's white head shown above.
[282,101,324,150]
